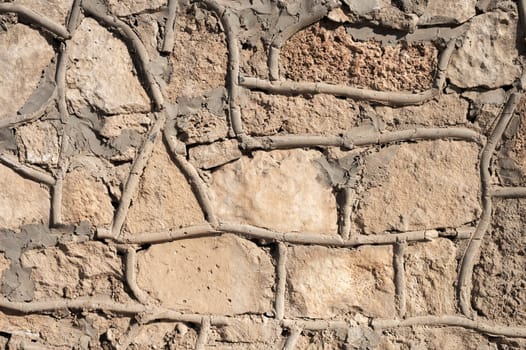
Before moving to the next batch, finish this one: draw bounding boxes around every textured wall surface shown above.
[0,0,525,349]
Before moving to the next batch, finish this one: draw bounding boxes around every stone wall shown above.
[0,0,525,349]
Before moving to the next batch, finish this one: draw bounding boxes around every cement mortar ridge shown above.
[0,0,525,348]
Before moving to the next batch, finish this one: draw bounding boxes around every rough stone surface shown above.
[375,93,469,127]
[165,7,227,99]
[0,24,54,118]
[176,108,229,145]
[128,322,198,349]
[189,139,242,169]
[62,161,114,227]
[0,164,50,230]
[295,330,347,350]
[0,314,89,349]
[419,0,477,24]
[124,139,205,234]
[17,121,60,165]
[20,242,125,300]
[357,140,481,234]
[2,0,525,348]
[15,0,73,25]
[286,245,395,318]
[0,254,10,282]
[378,327,498,349]
[447,10,521,88]
[405,239,458,316]
[208,149,338,234]
[281,23,437,92]
[137,234,274,315]
[66,18,150,115]
[473,199,526,325]
[106,0,166,16]
[500,96,526,184]
[240,91,361,136]
[99,114,151,139]
[214,317,281,347]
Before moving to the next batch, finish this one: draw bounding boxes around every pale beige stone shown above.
[357,140,481,234]
[62,165,114,227]
[448,11,521,88]
[419,0,476,25]
[375,94,468,127]
[0,24,54,118]
[129,322,197,349]
[189,139,242,169]
[124,139,205,234]
[240,91,361,136]
[17,121,60,165]
[66,18,150,115]
[286,245,395,318]
[405,239,458,316]
[106,0,166,16]
[216,317,281,346]
[20,242,124,300]
[377,326,497,350]
[137,234,274,315]
[0,314,88,349]
[15,0,73,25]
[0,164,50,230]
[99,114,151,139]
[165,9,227,99]
[208,149,338,234]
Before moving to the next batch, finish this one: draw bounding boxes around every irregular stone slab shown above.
[375,93,468,127]
[447,11,520,88]
[405,239,457,316]
[176,109,229,145]
[281,23,437,91]
[357,140,481,234]
[62,160,114,227]
[0,164,50,230]
[0,24,54,118]
[99,114,151,139]
[15,0,73,25]
[378,326,498,349]
[473,199,526,324]
[189,139,242,169]
[20,241,125,300]
[419,0,476,24]
[216,316,281,346]
[208,149,338,234]
[106,0,166,16]
[0,314,88,349]
[240,91,361,136]
[137,234,274,315]
[130,323,197,349]
[17,121,60,165]
[66,18,150,115]
[286,245,395,318]
[124,139,205,234]
[165,8,227,99]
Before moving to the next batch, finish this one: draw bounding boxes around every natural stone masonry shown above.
[208,149,338,234]
[357,140,481,234]
[0,0,525,348]
[0,24,54,117]
[136,234,274,315]
[286,245,395,318]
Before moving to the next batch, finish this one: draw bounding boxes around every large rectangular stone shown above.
[286,245,395,318]
[356,140,481,234]
[137,234,275,315]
